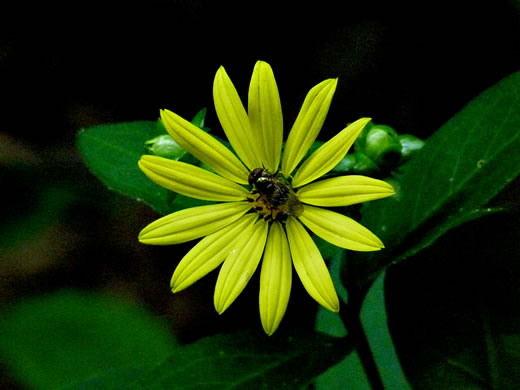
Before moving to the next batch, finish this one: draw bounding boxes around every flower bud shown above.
[364,125,402,168]
[352,152,379,175]
[332,153,357,174]
[144,135,186,160]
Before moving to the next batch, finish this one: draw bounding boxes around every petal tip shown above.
[215,304,226,315]
[320,297,340,313]
[138,227,155,244]
[138,235,150,244]
[214,295,227,315]
[317,77,338,92]
[371,238,385,250]
[170,274,180,292]
[138,154,154,166]
[215,65,227,78]
[256,59,271,69]
[171,281,189,293]
[159,108,172,119]
[368,233,385,250]
[261,318,280,336]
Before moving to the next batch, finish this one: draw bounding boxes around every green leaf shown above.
[315,254,410,389]
[70,330,351,389]
[0,290,177,390]
[348,71,520,289]
[394,206,506,263]
[77,109,217,215]
[77,121,175,215]
[315,252,368,390]
[384,211,520,389]
[360,272,411,390]
[190,107,208,130]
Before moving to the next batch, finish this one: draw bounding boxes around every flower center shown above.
[247,192,289,221]
[247,168,303,221]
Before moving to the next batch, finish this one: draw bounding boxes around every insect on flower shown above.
[247,168,303,221]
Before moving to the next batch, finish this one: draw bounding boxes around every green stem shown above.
[340,292,384,390]
[480,302,500,389]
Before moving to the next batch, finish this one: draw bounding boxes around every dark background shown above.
[1,0,519,359]
[4,2,520,146]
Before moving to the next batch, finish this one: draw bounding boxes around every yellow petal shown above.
[299,205,384,251]
[281,78,337,176]
[171,213,258,292]
[139,155,250,202]
[138,202,250,245]
[285,217,339,312]
[297,175,395,207]
[259,221,292,335]
[248,61,283,172]
[160,109,249,184]
[291,118,371,187]
[214,218,269,314]
[214,66,260,170]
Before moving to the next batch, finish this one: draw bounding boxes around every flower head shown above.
[138,61,394,335]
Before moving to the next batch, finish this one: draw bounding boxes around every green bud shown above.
[364,125,402,168]
[397,134,425,160]
[353,120,374,153]
[333,152,380,176]
[144,134,186,160]
[353,152,379,175]
[332,153,357,174]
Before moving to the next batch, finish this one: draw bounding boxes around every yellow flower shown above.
[138,61,394,335]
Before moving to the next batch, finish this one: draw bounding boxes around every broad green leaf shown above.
[63,366,151,390]
[77,109,211,216]
[393,206,506,263]
[360,272,411,390]
[70,330,351,389]
[315,252,369,390]
[315,252,348,337]
[315,253,410,389]
[77,121,174,215]
[0,290,177,390]
[347,71,520,289]
[384,211,520,389]
[151,330,350,389]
